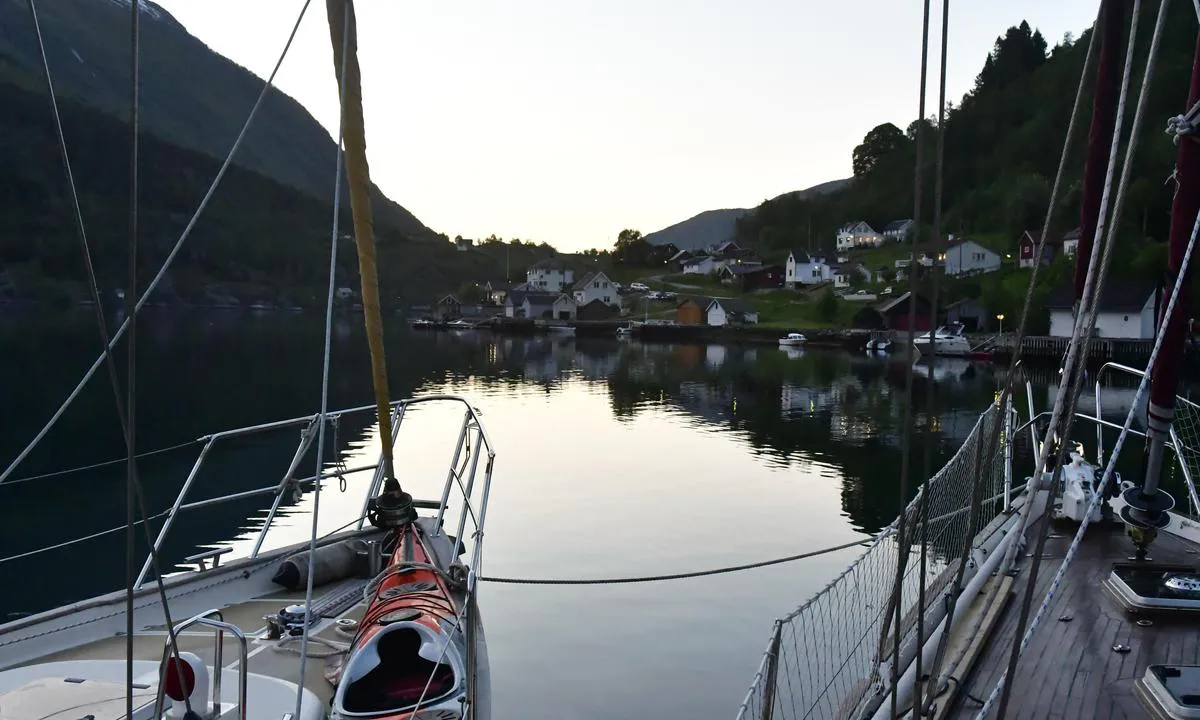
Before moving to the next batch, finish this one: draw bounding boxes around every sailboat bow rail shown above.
[1,394,496,597]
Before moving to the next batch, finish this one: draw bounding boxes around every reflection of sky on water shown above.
[3,311,1194,720]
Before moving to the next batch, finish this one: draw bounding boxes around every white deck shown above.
[0,517,490,719]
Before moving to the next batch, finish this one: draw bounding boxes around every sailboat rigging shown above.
[737,1,1200,718]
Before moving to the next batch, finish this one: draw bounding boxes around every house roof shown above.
[945,297,984,309]
[788,249,811,263]
[507,290,563,307]
[1022,230,1064,247]
[722,262,774,276]
[572,271,612,291]
[883,219,914,232]
[667,249,693,263]
[1063,227,1081,241]
[946,238,999,254]
[437,294,460,305]
[1044,282,1155,311]
[706,297,754,314]
[529,258,570,270]
[713,241,741,253]
[876,291,931,314]
[945,297,985,311]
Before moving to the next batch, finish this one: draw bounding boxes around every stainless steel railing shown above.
[0,394,496,591]
[129,394,497,590]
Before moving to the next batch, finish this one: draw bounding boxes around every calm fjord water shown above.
[0,308,1155,719]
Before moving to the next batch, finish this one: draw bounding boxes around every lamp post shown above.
[996,313,1005,336]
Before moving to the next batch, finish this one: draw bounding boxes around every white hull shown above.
[912,337,971,356]
[0,397,496,720]
[0,521,490,720]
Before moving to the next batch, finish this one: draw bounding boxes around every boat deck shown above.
[0,517,482,719]
[948,519,1200,719]
[0,577,370,715]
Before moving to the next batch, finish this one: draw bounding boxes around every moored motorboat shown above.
[778,332,806,347]
[911,321,972,356]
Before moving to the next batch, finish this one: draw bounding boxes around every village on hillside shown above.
[411,220,1157,344]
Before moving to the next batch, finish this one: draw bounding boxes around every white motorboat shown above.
[865,331,893,353]
[912,321,972,357]
[778,333,807,347]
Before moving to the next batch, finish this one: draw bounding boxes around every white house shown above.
[526,259,574,292]
[785,250,832,287]
[895,253,936,269]
[944,239,1002,277]
[836,221,884,252]
[1062,228,1081,257]
[830,265,852,289]
[524,292,576,320]
[681,256,716,275]
[882,219,915,243]
[505,290,574,319]
[1046,283,1155,339]
[830,263,871,289]
[705,298,759,326]
[572,271,621,309]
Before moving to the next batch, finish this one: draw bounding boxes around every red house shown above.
[718,263,785,291]
[876,291,934,331]
[1018,230,1063,269]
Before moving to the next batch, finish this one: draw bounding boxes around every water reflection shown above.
[0,311,1190,720]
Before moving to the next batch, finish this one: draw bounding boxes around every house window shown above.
[593,281,600,288]
[604,296,611,303]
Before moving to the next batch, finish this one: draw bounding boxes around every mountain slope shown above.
[0,77,461,305]
[0,0,431,238]
[643,178,853,250]
[643,208,747,251]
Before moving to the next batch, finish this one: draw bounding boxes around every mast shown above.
[1074,0,1125,301]
[1121,31,1200,543]
[324,0,415,524]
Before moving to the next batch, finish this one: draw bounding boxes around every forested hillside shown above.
[0,0,429,237]
[0,79,566,307]
[734,3,1196,315]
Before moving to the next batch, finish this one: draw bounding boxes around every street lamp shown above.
[996,313,1005,335]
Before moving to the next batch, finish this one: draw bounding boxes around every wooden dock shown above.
[984,335,1158,365]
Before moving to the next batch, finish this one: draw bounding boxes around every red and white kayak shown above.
[330,521,483,719]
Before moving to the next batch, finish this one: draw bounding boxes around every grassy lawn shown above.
[846,243,914,270]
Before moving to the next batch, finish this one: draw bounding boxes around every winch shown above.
[264,603,309,639]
